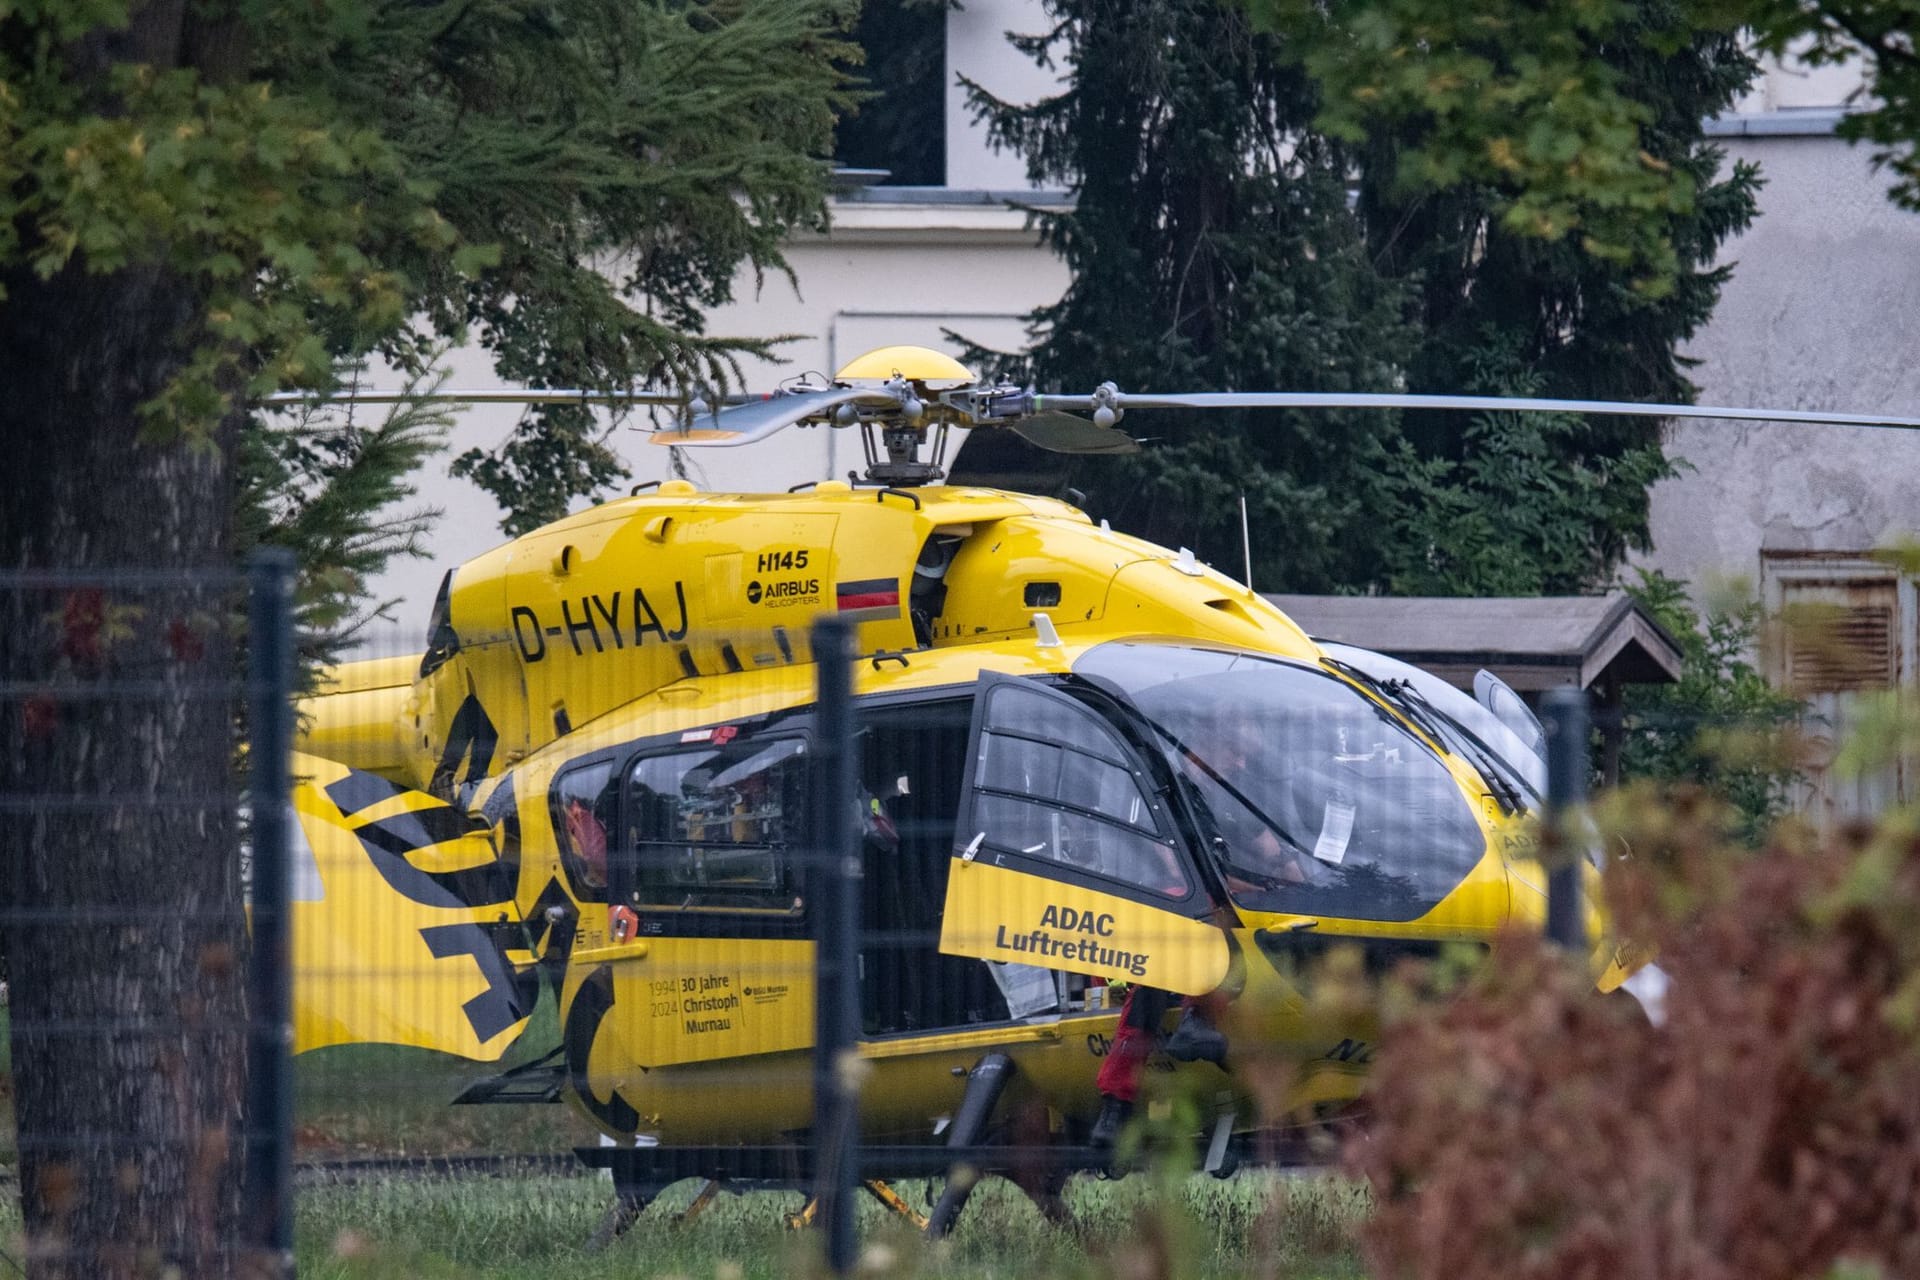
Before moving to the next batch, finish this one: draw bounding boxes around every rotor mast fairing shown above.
[642,347,1145,486]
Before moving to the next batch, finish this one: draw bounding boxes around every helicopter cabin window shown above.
[551,759,617,901]
[621,735,808,916]
[966,680,1190,900]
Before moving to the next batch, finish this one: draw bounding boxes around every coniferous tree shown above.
[961,0,1415,591]
[236,361,457,665]
[963,0,1756,598]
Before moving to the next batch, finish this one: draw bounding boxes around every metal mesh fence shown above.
[0,561,291,1279]
[0,557,1882,1276]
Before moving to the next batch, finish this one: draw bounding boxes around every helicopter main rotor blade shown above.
[268,385,1920,435]
[263,388,685,407]
[1032,391,1920,432]
[648,386,899,448]
[1009,411,1141,455]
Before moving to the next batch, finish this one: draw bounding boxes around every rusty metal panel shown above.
[1775,577,1899,693]
[1763,558,1914,827]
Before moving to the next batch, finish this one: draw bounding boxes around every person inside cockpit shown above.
[1180,715,1323,892]
[1091,714,1285,1147]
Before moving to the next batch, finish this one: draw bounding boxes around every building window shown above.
[834,0,947,186]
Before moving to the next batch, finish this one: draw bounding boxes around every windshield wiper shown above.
[1323,657,1448,742]
[1387,678,1527,815]
[1137,720,1316,866]
[1326,658,1527,815]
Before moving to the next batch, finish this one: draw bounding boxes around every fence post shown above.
[245,549,296,1274]
[810,616,860,1274]
[1542,685,1590,951]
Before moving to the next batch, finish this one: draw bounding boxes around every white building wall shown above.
[1642,133,1920,592]
[1633,59,1920,822]
[1732,44,1867,113]
[944,0,1063,189]
[1639,45,1920,595]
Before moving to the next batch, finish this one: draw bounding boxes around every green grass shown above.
[295,991,597,1159]
[6,992,1370,1276]
[294,1171,1370,1279]
[0,993,590,1172]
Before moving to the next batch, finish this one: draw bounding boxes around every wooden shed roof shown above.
[1263,592,1685,692]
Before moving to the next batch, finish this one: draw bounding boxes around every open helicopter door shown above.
[290,753,534,1060]
[939,675,1231,1001]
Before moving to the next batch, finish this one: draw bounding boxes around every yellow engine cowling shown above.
[297,653,418,783]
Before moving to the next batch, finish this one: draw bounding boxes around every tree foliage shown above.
[2,0,858,522]
[1355,790,1920,1280]
[236,366,455,661]
[1349,0,1760,584]
[381,0,860,528]
[1,2,856,1271]
[1620,569,1805,838]
[1251,0,1920,297]
[1372,338,1677,595]
[960,0,1416,591]
[961,0,1753,597]
[1253,0,1743,291]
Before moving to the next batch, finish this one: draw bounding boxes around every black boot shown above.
[1089,1094,1133,1149]
[1165,1007,1228,1067]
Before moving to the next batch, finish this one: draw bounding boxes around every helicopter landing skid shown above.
[576,1139,1116,1239]
[785,1180,928,1232]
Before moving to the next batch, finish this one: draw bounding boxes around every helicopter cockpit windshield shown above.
[1075,642,1489,923]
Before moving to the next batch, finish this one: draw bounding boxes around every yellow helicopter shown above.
[278,344,1910,1233]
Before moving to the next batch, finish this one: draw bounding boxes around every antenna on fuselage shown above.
[1239,493,1254,591]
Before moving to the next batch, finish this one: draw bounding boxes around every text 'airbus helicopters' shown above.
[278,345,1920,1234]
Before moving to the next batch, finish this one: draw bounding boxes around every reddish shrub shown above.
[1352,787,1920,1280]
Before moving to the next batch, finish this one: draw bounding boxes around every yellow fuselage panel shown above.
[939,860,1230,995]
[288,479,1576,1152]
[926,513,1319,660]
[563,943,1380,1145]
[289,753,527,1061]
[304,484,1326,794]
[404,486,1085,786]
